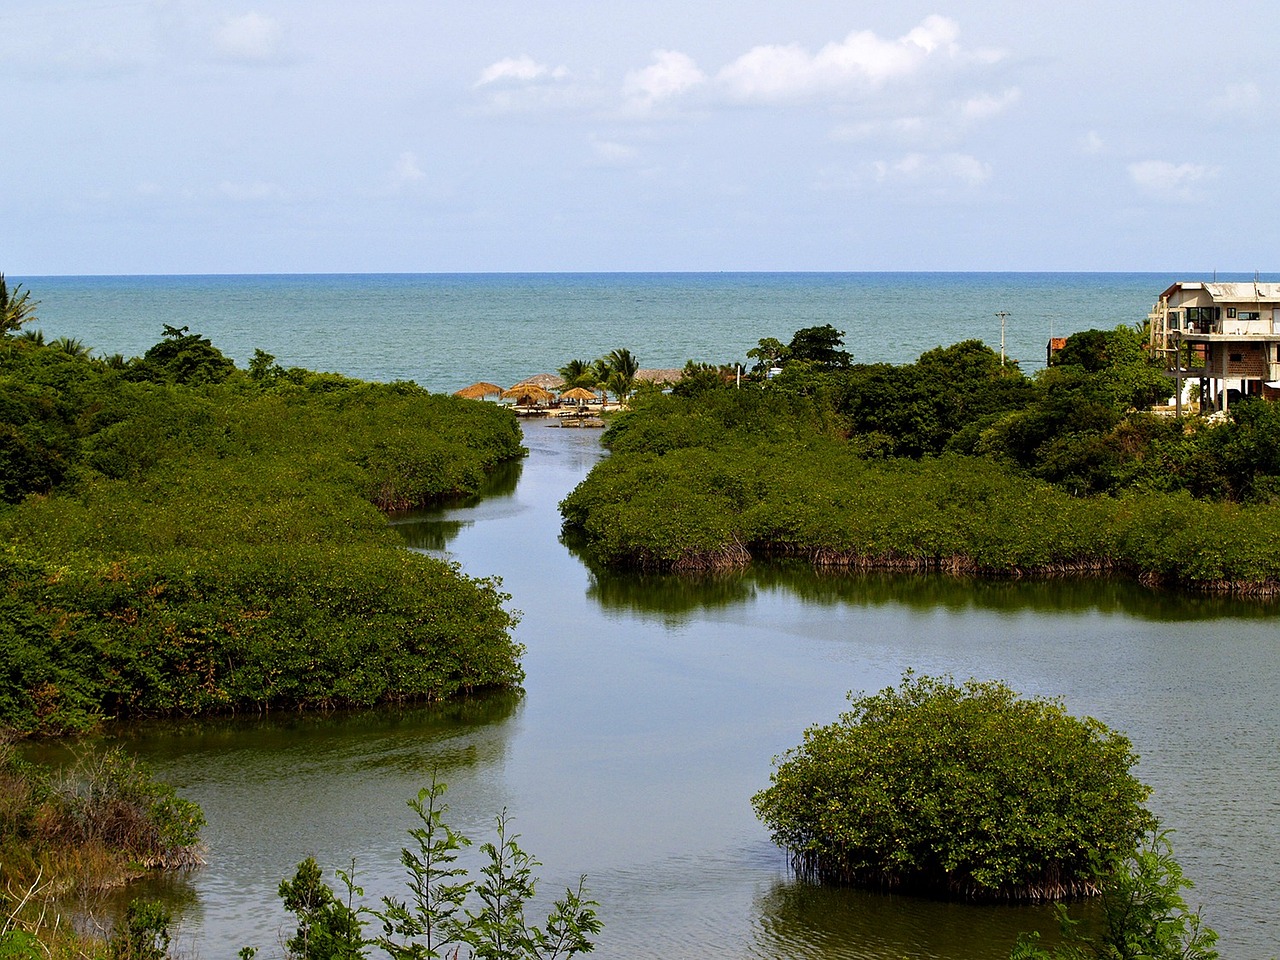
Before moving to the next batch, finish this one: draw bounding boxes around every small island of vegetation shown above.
[1,276,534,955]
[753,674,1153,901]
[2,318,527,737]
[560,323,1280,593]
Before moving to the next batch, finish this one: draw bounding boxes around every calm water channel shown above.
[102,422,1278,959]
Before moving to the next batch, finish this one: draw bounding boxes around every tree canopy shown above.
[753,674,1154,901]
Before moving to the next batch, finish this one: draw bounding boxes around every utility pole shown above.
[995,311,1010,368]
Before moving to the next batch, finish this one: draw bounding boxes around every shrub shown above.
[753,674,1154,901]
[1010,829,1219,960]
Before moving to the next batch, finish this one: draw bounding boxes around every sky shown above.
[4,0,1278,274]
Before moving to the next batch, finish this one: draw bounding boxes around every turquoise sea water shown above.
[22,272,1260,391]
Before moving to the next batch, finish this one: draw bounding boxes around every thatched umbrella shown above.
[513,373,566,391]
[559,386,600,402]
[454,381,503,400]
[501,383,555,405]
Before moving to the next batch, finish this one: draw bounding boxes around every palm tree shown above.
[49,336,90,357]
[558,358,599,388]
[605,348,639,399]
[0,274,38,335]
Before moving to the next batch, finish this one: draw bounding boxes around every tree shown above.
[270,781,601,960]
[557,359,599,389]
[746,337,789,374]
[753,673,1154,901]
[1010,829,1219,960]
[604,348,638,400]
[127,325,236,385]
[786,325,851,369]
[49,336,90,358]
[0,275,38,336]
[279,858,366,960]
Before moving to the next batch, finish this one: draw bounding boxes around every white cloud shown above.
[1212,81,1261,115]
[393,151,426,185]
[960,87,1020,121]
[476,55,569,86]
[589,136,639,165]
[1081,130,1106,155]
[624,50,705,105]
[218,180,284,201]
[1128,160,1216,201]
[716,15,962,103]
[213,12,280,63]
[874,152,992,189]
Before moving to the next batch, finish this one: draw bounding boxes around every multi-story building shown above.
[1148,281,1280,414]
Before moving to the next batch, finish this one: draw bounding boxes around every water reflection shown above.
[388,457,526,550]
[748,879,1063,960]
[579,559,1275,624]
[101,694,523,956]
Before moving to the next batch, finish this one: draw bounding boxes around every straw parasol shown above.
[454,381,503,400]
[501,383,555,405]
[512,373,566,391]
[559,386,600,402]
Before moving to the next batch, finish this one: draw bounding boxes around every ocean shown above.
[17,272,1252,392]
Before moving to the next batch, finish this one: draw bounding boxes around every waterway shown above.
[103,422,1279,959]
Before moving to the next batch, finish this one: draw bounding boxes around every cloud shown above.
[213,12,281,63]
[476,55,569,86]
[624,50,706,106]
[960,87,1020,121]
[1081,130,1105,155]
[716,15,962,103]
[1212,81,1261,115]
[218,180,284,201]
[393,151,426,185]
[1128,160,1216,201]
[588,136,639,166]
[874,152,992,189]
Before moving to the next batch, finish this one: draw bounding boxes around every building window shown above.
[1240,311,1261,321]
[1227,308,1237,318]
[1230,353,1243,362]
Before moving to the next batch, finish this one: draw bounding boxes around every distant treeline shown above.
[561,327,1280,592]
[1,325,527,736]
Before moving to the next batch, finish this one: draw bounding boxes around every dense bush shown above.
[752,675,1154,901]
[0,740,204,894]
[1011,830,1219,960]
[0,331,526,735]
[560,331,1280,591]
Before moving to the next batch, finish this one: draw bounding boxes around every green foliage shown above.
[0,327,526,735]
[377,781,473,960]
[0,740,204,917]
[786,324,851,369]
[1010,830,1219,960]
[109,900,172,960]
[746,336,789,374]
[753,674,1154,901]
[280,858,366,960]
[558,348,639,399]
[561,330,1280,589]
[51,747,206,863]
[270,782,601,960]
[0,275,38,336]
[127,325,236,385]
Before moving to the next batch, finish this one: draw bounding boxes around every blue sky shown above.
[4,1,1276,274]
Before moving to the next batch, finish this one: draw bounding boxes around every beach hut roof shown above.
[634,368,684,385]
[512,373,565,390]
[454,381,504,400]
[501,383,556,404]
[560,386,600,401]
